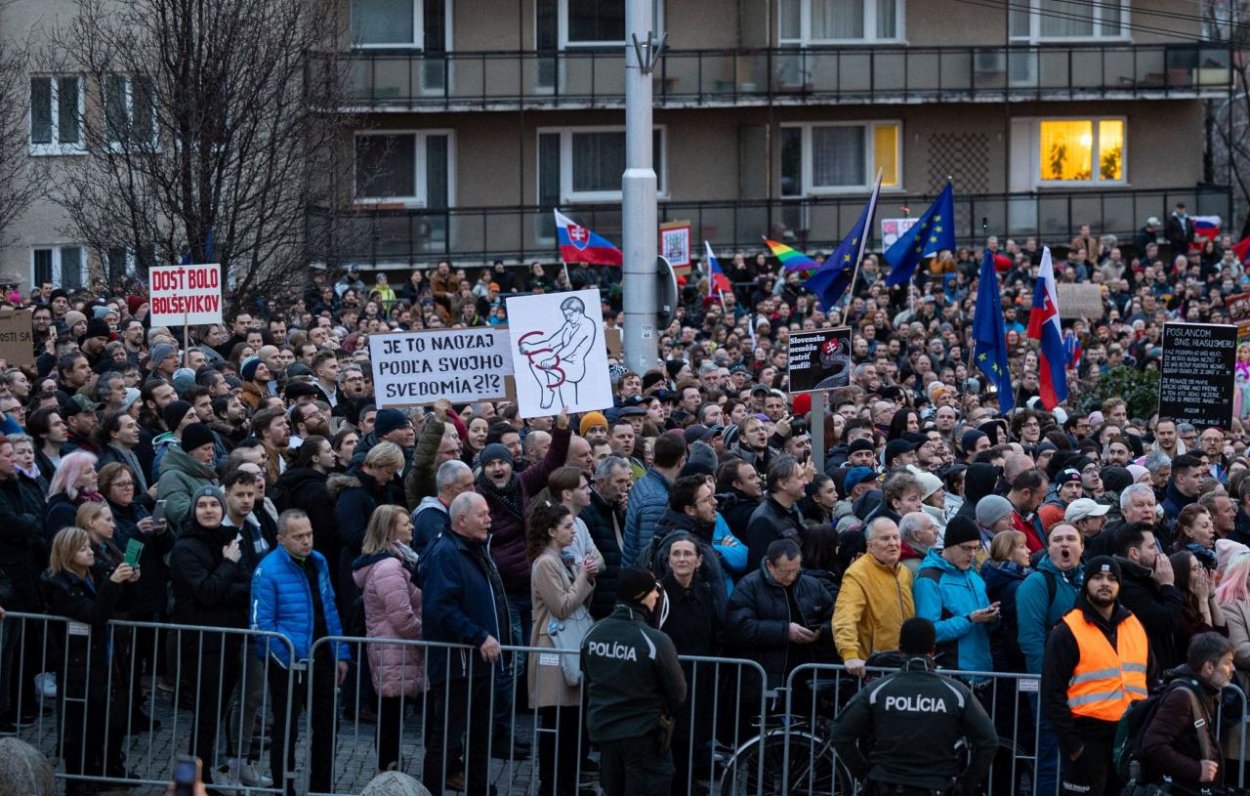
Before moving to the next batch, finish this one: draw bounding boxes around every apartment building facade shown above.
[0,0,1235,288]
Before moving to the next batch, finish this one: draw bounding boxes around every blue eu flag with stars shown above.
[806,177,881,311]
[973,248,1014,413]
[883,182,955,286]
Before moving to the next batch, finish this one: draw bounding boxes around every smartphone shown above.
[123,538,144,568]
[172,754,201,796]
[152,500,166,525]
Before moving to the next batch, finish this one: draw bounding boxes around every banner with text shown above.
[788,326,852,392]
[1159,322,1237,429]
[149,264,224,326]
[369,328,513,408]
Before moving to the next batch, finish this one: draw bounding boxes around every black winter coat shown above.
[169,522,252,652]
[717,489,759,543]
[0,474,46,610]
[726,560,834,694]
[41,569,122,700]
[745,496,805,572]
[108,499,173,616]
[582,488,625,619]
[1141,667,1223,789]
[1115,556,1185,670]
[273,466,339,572]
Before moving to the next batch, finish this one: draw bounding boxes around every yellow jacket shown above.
[832,554,915,661]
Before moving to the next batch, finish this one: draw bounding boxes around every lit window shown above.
[1038,119,1123,183]
[781,122,901,195]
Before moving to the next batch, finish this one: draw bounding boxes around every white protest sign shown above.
[369,327,513,408]
[148,264,224,326]
[506,288,612,419]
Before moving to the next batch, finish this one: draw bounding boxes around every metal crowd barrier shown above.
[5,608,1249,796]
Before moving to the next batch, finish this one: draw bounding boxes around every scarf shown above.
[476,474,524,522]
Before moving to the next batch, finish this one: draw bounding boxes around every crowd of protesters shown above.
[2,205,1250,795]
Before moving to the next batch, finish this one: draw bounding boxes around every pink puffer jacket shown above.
[352,552,424,698]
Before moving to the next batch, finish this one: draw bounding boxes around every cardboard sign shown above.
[506,289,612,418]
[148,264,223,326]
[787,326,852,392]
[1159,322,1237,429]
[369,327,513,408]
[1055,284,1104,320]
[0,308,34,367]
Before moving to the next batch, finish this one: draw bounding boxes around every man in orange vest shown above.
[1040,555,1154,796]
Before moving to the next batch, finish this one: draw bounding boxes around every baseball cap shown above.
[843,466,878,494]
[1065,498,1110,524]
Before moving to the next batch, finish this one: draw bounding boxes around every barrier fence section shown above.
[5,608,1249,796]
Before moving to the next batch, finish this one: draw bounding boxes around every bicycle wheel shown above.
[718,731,853,796]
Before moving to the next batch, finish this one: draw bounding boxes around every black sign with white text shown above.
[1159,322,1237,429]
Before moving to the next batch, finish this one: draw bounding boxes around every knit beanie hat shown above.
[479,443,513,467]
[579,411,608,437]
[1085,555,1122,581]
[162,400,193,432]
[240,357,262,382]
[84,317,111,340]
[190,484,225,515]
[181,423,215,453]
[374,408,410,438]
[944,516,980,548]
[974,494,1014,528]
[960,429,987,454]
[617,566,658,604]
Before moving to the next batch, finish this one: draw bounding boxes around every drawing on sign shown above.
[507,289,612,418]
[517,295,597,410]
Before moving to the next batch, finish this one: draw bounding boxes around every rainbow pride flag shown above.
[763,238,819,272]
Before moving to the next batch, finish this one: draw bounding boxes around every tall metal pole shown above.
[622,0,664,372]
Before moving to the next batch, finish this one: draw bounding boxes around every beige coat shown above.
[1222,596,1250,761]
[527,547,594,708]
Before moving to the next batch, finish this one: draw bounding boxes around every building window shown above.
[781,122,900,196]
[105,246,156,283]
[536,0,645,49]
[104,75,157,147]
[350,0,449,50]
[30,76,83,155]
[537,127,665,204]
[32,246,85,290]
[1009,0,1125,41]
[354,131,453,207]
[779,0,900,43]
[1037,119,1124,183]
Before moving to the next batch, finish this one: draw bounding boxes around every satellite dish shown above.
[656,256,677,327]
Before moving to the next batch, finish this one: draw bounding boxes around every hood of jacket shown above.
[964,463,1002,507]
[162,443,217,481]
[414,494,447,516]
[275,466,327,494]
[351,549,393,588]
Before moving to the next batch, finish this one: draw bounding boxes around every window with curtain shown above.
[780,0,899,42]
[1037,118,1124,183]
[790,122,901,193]
[1031,0,1124,39]
[354,132,453,203]
[539,127,665,202]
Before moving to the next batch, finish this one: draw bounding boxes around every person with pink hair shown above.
[44,450,102,538]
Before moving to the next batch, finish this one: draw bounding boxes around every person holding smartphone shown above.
[913,517,999,698]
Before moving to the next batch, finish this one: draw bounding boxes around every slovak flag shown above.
[554,209,623,266]
[1026,246,1069,409]
[1063,330,1082,369]
[704,241,733,295]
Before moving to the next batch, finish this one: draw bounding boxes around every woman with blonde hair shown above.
[981,529,1031,672]
[43,526,137,796]
[526,500,596,796]
[351,504,423,773]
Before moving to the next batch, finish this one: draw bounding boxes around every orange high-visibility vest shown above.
[1061,608,1150,722]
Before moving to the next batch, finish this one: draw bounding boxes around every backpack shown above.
[1112,680,1211,783]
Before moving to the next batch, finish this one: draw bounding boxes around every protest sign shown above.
[0,307,34,367]
[369,328,513,408]
[660,220,692,274]
[148,264,224,326]
[506,288,612,418]
[1159,322,1237,428]
[881,218,918,249]
[1056,284,1104,320]
[788,326,852,392]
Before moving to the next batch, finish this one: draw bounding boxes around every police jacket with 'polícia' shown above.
[580,602,687,743]
[1040,594,1154,760]
[830,657,999,792]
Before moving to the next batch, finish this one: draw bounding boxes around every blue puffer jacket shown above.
[913,548,994,677]
[1014,553,1083,675]
[622,468,672,566]
[250,546,351,668]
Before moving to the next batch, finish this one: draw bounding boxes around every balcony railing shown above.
[305,42,1233,111]
[305,185,1232,267]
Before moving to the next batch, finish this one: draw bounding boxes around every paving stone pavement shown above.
[2,689,587,796]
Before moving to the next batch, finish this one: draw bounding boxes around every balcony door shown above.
[351,0,451,95]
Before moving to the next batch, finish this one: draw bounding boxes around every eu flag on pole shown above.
[883,182,956,286]
[973,248,1014,413]
[806,173,882,312]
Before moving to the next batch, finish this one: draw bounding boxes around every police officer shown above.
[581,566,688,796]
[831,617,998,796]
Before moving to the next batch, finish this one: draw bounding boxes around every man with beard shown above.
[582,455,632,619]
[332,365,369,424]
[288,402,331,450]
[1042,556,1152,796]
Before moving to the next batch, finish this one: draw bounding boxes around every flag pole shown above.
[838,169,884,319]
